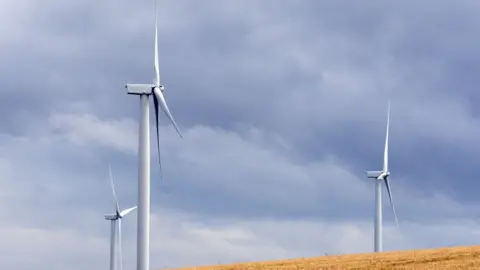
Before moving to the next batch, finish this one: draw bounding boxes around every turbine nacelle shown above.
[366,170,383,179]
[125,83,154,95]
[105,214,120,221]
[105,206,138,220]
[125,84,166,95]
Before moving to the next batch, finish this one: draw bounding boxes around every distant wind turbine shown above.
[124,0,183,269]
[366,100,399,253]
[105,164,137,270]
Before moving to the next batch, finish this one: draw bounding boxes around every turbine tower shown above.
[105,165,137,270]
[125,0,183,269]
[366,100,399,252]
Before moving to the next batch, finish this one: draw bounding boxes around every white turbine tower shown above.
[366,100,399,253]
[105,165,137,270]
[125,0,183,269]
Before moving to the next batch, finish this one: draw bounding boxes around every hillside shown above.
[170,245,480,269]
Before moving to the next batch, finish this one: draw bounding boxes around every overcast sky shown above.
[2,0,480,269]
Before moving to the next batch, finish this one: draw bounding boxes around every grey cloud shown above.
[0,226,108,270]
[0,130,137,270]
[47,112,479,224]
[0,116,479,269]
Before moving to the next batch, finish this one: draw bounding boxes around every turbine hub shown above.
[376,171,389,180]
[152,85,165,94]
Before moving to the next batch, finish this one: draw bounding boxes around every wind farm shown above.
[115,0,476,269]
[3,0,480,269]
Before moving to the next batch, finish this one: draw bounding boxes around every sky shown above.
[2,0,480,269]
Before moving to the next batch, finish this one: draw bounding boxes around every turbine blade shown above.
[108,164,120,213]
[153,94,163,179]
[154,0,160,85]
[383,176,399,231]
[118,219,123,270]
[119,206,137,217]
[383,100,390,172]
[153,87,183,138]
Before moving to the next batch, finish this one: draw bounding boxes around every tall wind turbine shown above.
[105,165,137,270]
[125,0,183,269]
[366,100,399,253]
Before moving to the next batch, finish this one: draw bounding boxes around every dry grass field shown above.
[170,245,480,270]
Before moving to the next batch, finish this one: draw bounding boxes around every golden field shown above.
[170,245,480,270]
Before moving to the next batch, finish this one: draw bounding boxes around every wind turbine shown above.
[125,0,183,269]
[105,165,137,270]
[366,100,399,253]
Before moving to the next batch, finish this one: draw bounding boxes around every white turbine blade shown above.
[383,99,390,172]
[120,206,137,217]
[108,164,120,213]
[152,91,164,180]
[118,219,123,270]
[153,87,183,138]
[154,0,160,85]
[383,176,399,232]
